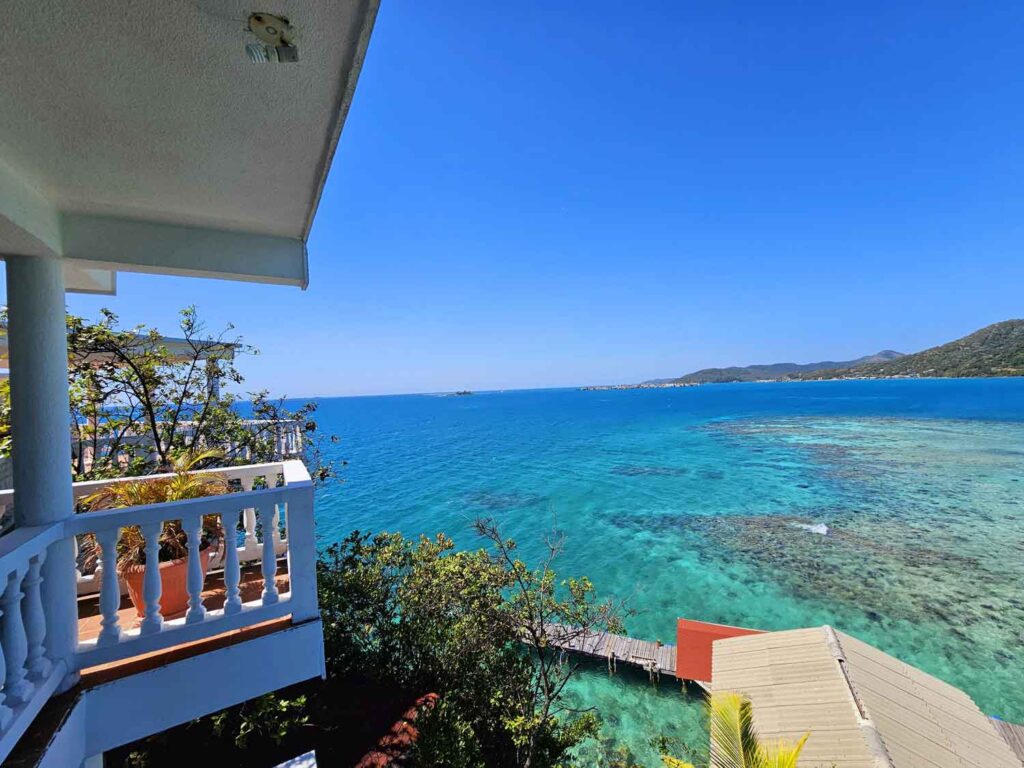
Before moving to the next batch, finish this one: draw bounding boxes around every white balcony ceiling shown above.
[0,0,378,292]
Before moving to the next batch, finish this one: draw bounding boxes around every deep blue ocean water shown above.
[306,379,1024,764]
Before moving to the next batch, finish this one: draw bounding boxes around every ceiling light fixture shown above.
[247,12,298,63]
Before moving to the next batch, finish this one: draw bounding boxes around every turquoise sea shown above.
[308,379,1024,765]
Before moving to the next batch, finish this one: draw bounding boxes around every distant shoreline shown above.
[281,374,1024,400]
[579,374,1024,391]
[584,320,1023,390]
[578,381,702,392]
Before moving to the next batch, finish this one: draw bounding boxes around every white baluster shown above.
[92,547,103,588]
[244,506,257,552]
[0,568,32,705]
[241,476,258,558]
[0,601,12,730]
[139,521,164,635]
[73,536,83,582]
[96,528,122,647]
[22,552,51,681]
[223,510,242,615]
[271,502,284,554]
[259,506,279,605]
[185,515,207,624]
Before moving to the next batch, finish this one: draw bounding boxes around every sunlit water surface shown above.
[304,379,1024,765]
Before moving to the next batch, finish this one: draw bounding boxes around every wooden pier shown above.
[538,618,760,689]
[542,624,680,683]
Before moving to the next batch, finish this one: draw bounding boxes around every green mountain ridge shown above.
[794,319,1024,380]
[657,350,904,385]
[646,320,1024,386]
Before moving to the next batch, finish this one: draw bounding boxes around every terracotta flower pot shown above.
[123,545,214,619]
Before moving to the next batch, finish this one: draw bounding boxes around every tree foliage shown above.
[662,691,808,768]
[13,308,632,766]
[0,305,336,481]
[318,521,627,767]
[117,523,626,767]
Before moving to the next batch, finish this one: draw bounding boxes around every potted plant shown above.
[82,450,228,619]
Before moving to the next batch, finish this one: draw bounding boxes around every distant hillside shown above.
[796,320,1024,380]
[657,351,903,385]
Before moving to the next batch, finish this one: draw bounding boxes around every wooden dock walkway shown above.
[542,624,678,682]
[990,718,1024,764]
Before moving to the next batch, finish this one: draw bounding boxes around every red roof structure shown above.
[676,618,764,683]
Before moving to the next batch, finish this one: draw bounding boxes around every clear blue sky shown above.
[11,1,1024,396]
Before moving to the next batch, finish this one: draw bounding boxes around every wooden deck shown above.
[542,625,678,682]
[991,717,1024,764]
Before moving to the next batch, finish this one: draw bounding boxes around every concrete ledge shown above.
[30,618,324,767]
[84,618,324,755]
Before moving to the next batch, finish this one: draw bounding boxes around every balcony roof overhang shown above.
[0,331,237,372]
[0,1,378,294]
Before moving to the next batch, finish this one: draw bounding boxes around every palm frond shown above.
[706,691,809,768]
[80,450,227,572]
[757,733,808,768]
[708,691,760,768]
[171,447,225,473]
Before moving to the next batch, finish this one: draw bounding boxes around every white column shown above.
[139,521,164,635]
[284,486,317,622]
[258,506,279,605]
[23,552,52,681]
[95,528,121,647]
[241,476,259,560]
[4,254,78,688]
[271,503,284,554]
[222,511,242,615]
[0,568,31,705]
[184,514,207,624]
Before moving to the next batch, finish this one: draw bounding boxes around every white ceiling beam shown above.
[0,158,61,258]
[60,213,309,289]
[62,262,117,295]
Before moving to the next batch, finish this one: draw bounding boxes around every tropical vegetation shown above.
[113,522,629,767]
[80,449,228,573]
[3,306,775,767]
[662,691,808,768]
[0,305,334,481]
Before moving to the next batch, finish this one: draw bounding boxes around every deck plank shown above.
[541,623,685,680]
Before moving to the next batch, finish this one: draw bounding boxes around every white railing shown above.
[0,466,296,593]
[71,419,304,476]
[0,523,68,763]
[214,419,304,464]
[67,460,317,666]
[70,463,291,597]
[0,459,317,763]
